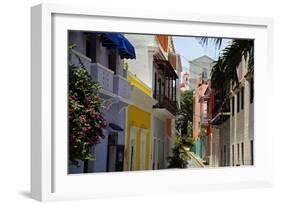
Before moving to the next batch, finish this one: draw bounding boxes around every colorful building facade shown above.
[68,32,182,173]
[125,73,155,171]
[68,31,135,173]
[201,56,254,168]
[125,34,182,170]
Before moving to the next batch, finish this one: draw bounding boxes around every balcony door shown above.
[108,49,116,73]
[85,38,96,62]
[107,132,118,172]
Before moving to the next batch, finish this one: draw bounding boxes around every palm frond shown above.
[197,37,223,49]
[211,39,254,89]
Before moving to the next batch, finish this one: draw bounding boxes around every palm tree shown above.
[199,38,254,91]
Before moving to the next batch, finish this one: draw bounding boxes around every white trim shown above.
[127,70,152,90]
[71,49,92,62]
[130,85,157,113]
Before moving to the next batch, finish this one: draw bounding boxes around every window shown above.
[108,49,116,73]
[237,92,240,113]
[107,133,118,172]
[224,145,226,166]
[86,39,90,58]
[165,78,169,98]
[220,149,223,166]
[232,96,235,116]
[241,87,244,110]
[85,38,96,62]
[154,72,157,98]
[202,69,207,83]
[250,78,254,104]
[251,140,254,165]
[232,144,235,166]
[241,142,244,165]
[237,144,240,165]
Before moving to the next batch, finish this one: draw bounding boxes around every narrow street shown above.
[186,151,205,168]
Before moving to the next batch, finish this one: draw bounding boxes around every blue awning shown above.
[108,123,124,131]
[100,33,136,59]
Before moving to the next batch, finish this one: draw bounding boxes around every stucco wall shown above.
[69,31,124,76]
[68,31,128,173]
[153,116,167,169]
[125,105,151,171]
[124,34,158,89]
[189,56,214,90]
[210,128,220,167]
[230,61,254,166]
[219,119,230,166]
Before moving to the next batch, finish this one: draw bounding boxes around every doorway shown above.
[153,137,159,170]
[107,132,118,172]
[140,129,147,170]
[129,127,137,171]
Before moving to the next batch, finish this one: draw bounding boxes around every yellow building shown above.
[125,73,156,171]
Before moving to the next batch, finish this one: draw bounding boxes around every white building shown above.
[229,58,254,166]
[209,57,254,167]
[189,55,214,90]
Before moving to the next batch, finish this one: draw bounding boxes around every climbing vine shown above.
[68,45,107,167]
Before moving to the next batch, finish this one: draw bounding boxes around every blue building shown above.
[68,31,135,173]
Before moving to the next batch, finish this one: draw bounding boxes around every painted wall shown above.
[189,55,214,90]
[230,59,254,166]
[157,35,169,52]
[126,105,151,170]
[124,34,158,89]
[69,31,125,75]
[153,116,167,169]
[91,104,126,172]
[219,119,230,166]
[68,31,129,173]
[128,74,152,96]
[193,79,208,141]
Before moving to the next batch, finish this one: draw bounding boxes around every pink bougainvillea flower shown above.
[88,139,94,145]
[82,127,90,134]
[79,115,87,123]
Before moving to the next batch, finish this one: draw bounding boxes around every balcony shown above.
[153,95,178,116]
[209,97,230,125]
[113,75,131,100]
[91,63,114,93]
[70,49,130,100]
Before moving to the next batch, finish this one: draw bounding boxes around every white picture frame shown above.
[31,3,274,202]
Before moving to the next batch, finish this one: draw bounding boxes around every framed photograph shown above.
[31,3,274,201]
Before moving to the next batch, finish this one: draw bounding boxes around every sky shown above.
[173,36,232,72]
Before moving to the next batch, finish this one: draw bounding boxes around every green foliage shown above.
[68,45,107,167]
[167,137,189,168]
[182,136,195,149]
[199,38,254,92]
[212,39,253,91]
[124,62,129,71]
[199,127,206,138]
[176,90,193,136]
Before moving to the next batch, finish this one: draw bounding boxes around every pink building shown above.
[193,79,208,140]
